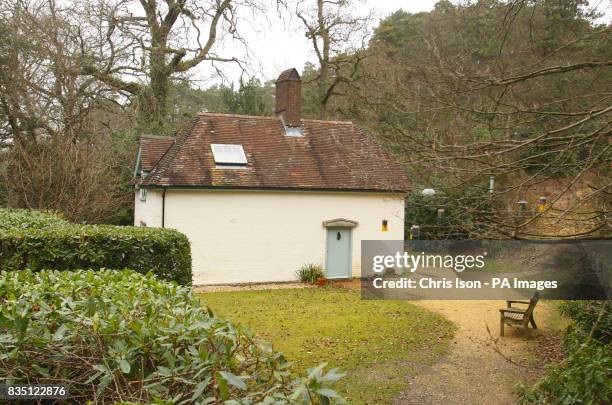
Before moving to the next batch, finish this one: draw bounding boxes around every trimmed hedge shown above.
[0,209,68,230]
[0,209,191,285]
[0,270,344,404]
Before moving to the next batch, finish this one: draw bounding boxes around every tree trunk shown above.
[316,0,330,113]
[141,42,170,132]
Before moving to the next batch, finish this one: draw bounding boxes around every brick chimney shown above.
[275,68,301,127]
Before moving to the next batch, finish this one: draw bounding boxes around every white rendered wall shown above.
[133,189,164,228]
[162,189,405,285]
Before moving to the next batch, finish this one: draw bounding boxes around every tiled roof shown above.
[139,136,174,172]
[138,113,410,192]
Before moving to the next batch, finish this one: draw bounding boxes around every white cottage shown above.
[133,68,409,285]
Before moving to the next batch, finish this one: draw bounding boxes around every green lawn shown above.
[199,287,454,404]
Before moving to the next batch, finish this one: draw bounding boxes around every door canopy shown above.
[322,218,358,228]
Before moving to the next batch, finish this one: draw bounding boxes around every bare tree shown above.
[0,0,116,144]
[0,0,133,222]
[295,0,371,114]
[2,135,134,223]
[348,0,611,239]
[77,0,270,132]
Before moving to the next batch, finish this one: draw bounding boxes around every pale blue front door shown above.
[326,228,352,279]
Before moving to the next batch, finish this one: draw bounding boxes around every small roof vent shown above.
[285,126,303,137]
[211,144,247,165]
[279,115,304,137]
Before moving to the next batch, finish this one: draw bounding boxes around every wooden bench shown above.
[499,291,540,337]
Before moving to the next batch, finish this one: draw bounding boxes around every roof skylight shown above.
[211,144,247,165]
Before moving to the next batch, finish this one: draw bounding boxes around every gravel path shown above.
[394,300,556,405]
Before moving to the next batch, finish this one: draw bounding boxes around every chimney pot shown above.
[275,68,301,127]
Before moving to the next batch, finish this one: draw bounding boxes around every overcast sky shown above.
[197,0,611,86]
[247,0,441,82]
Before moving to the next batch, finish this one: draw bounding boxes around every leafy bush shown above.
[0,269,344,404]
[0,209,68,230]
[559,301,611,344]
[0,209,191,285]
[516,301,611,404]
[515,335,611,404]
[296,264,324,284]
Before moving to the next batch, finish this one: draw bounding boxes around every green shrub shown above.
[0,209,191,285]
[0,209,68,230]
[296,263,324,284]
[515,334,611,404]
[0,269,344,404]
[516,301,611,404]
[559,301,611,344]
